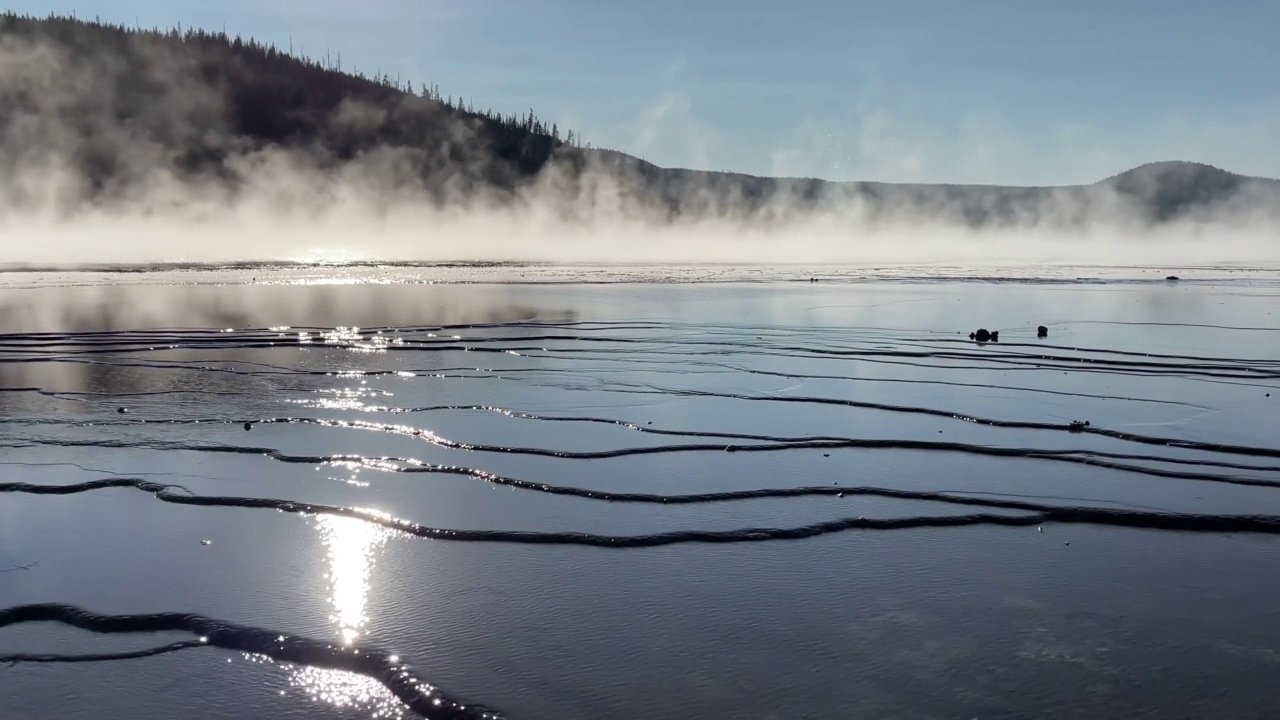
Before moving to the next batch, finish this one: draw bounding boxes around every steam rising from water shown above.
[2,19,1279,267]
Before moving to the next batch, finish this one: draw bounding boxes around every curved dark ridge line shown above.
[0,604,501,720]
[863,330,1280,360]
[519,339,1280,372]
[0,386,256,401]
[7,327,1278,371]
[17,331,1280,375]
[5,351,1249,407]
[412,411,1280,473]
[14,315,1260,340]
[385,455,1280,493]
[939,490,1172,513]
[2,376,1270,461]
[676,362,1216,409]
[20,406,1280,475]
[5,479,1280,543]
[7,430,1280,488]
[0,331,666,347]
[11,347,1274,392]
[526,349,1280,388]
[919,338,1280,366]
[8,387,1278,473]
[373,449,1271,488]
[6,334,1277,380]
[1019,453,1279,487]
[0,356,523,384]
[10,338,1277,382]
[10,417,1280,484]
[447,335,1280,374]
[0,357,335,380]
[0,320,677,340]
[514,357,1279,398]
[700,347,1280,379]
[0,386,83,399]
[0,326,891,350]
[497,347,1280,382]
[599,388,1280,459]
[0,640,206,664]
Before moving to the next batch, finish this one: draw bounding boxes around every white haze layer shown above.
[1,26,1278,268]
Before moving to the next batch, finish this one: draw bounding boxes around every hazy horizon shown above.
[0,11,1278,268]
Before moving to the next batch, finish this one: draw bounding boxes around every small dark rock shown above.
[725,445,738,453]
[1037,325,1048,338]
[990,331,999,342]
[823,453,830,458]
[116,407,127,413]
[243,422,253,431]
[1166,275,1180,281]
[837,492,845,498]
[973,328,992,342]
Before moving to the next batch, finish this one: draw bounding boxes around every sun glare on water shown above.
[283,513,401,716]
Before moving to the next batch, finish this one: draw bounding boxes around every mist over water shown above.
[2,17,1279,268]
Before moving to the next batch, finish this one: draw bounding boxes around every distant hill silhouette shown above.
[2,13,1278,227]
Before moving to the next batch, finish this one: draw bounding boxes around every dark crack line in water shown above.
[9,356,1250,411]
[507,350,1280,390]
[8,412,1280,486]
[10,432,1280,488]
[1,640,205,664]
[0,604,502,720]
[669,361,1219,409]
[16,403,1280,474]
[6,479,1280,543]
[0,460,180,477]
[477,388,1280,461]
[4,357,1273,462]
[8,340,1277,399]
[4,330,1277,382]
[6,327,1278,370]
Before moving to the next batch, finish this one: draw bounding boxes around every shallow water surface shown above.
[2,269,1280,719]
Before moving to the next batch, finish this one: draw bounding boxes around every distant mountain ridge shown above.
[2,13,1277,228]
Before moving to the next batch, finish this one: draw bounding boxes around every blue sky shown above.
[9,0,1279,184]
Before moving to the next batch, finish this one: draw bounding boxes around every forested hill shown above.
[2,12,1278,227]
[0,12,579,197]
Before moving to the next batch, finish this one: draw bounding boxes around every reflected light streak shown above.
[320,513,390,646]
[288,513,403,716]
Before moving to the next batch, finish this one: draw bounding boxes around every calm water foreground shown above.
[2,266,1280,719]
